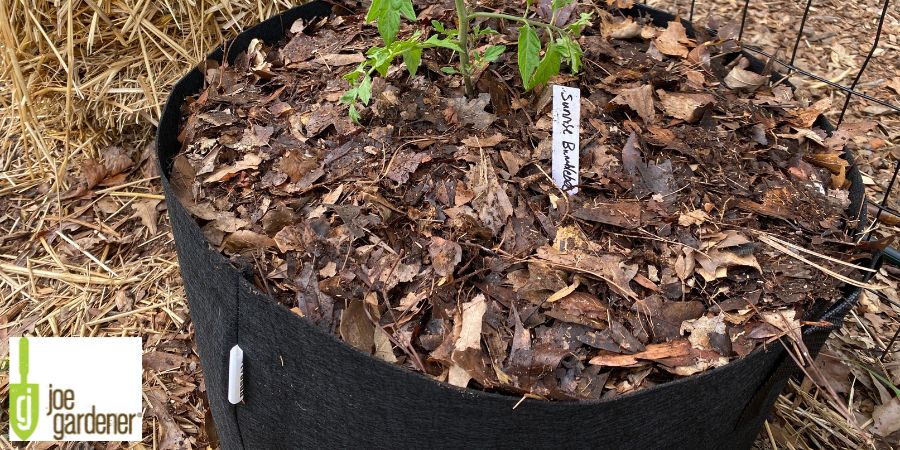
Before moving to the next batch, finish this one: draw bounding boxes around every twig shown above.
[755,233,885,290]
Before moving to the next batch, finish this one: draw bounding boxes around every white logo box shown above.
[9,337,142,441]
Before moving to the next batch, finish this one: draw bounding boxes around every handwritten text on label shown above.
[552,85,581,195]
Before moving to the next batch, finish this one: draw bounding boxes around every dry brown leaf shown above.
[386,150,431,184]
[223,230,276,252]
[611,84,656,124]
[373,327,398,363]
[204,153,262,183]
[429,236,462,277]
[212,212,250,233]
[654,20,691,57]
[656,90,715,123]
[535,246,639,300]
[699,231,752,253]
[606,0,635,7]
[278,150,320,183]
[687,43,711,70]
[315,53,366,66]
[694,248,761,282]
[884,76,900,97]
[680,314,726,351]
[146,389,188,450]
[589,340,692,366]
[169,154,196,206]
[499,150,526,175]
[546,278,580,303]
[445,94,496,130]
[760,309,799,334]
[777,127,826,145]
[454,181,476,206]
[101,146,134,176]
[239,124,274,148]
[674,248,696,281]
[871,397,900,437]
[322,184,345,204]
[449,294,488,387]
[678,209,708,227]
[724,66,767,91]
[79,159,108,191]
[457,296,487,350]
[198,110,238,127]
[131,199,162,235]
[340,300,375,353]
[143,351,193,372]
[268,101,293,117]
[462,133,505,148]
[786,98,832,128]
[547,291,608,329]
[666,354,730,376]
[319,261,338,278]
[573,201,642,229]
[605,17,641,39]
[471,159,513,234]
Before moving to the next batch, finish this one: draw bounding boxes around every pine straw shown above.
[1,0,898,448]
[0,0,298,180]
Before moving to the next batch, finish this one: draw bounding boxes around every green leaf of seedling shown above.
[340,88,358,105]
[366,0,416,44]
[441,66,458,74]
[568,12,593,36]
[377,10,401,44]
[432,20,445,34]
[402,47,423,77]
[348,104,361,123]
[527,43,561,90]
[472,25,499,37]
[366,0,388,23]
[358,75,373,105]
[368,46,395,76]
[344,69,362,84]
[552,0,575,10]
[557,35,583,73]
[482,45,507,63]
[374,60,392,77]
[424,35,463,52]
[475,27,500,37]
[397,0,416,21]
[517,24,540,88]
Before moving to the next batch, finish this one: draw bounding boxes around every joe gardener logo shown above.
[10,337,38,440]
[9,337,141,441]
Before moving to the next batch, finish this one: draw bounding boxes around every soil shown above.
[172,1,867,401]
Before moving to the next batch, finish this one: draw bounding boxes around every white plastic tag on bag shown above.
[228,345,244,404]
[551,85,581,195]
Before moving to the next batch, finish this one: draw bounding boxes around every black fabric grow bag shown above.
[156,3,867,448]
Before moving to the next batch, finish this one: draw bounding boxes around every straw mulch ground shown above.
[0,0,897,448]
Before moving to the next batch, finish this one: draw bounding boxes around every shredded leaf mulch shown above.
[172,3,868,401]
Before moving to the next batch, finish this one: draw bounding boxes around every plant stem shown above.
[469,11,564,33]
[454,0,475,97]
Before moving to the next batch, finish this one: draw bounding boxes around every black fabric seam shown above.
[234,275,246,450]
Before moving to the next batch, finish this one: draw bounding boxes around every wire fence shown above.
[667,0,900,359]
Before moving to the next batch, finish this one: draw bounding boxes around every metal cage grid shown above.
[669,0,900,360]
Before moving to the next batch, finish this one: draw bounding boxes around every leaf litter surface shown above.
[173,2,869,401]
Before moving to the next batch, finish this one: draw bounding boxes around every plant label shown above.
[552,85,581,195]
